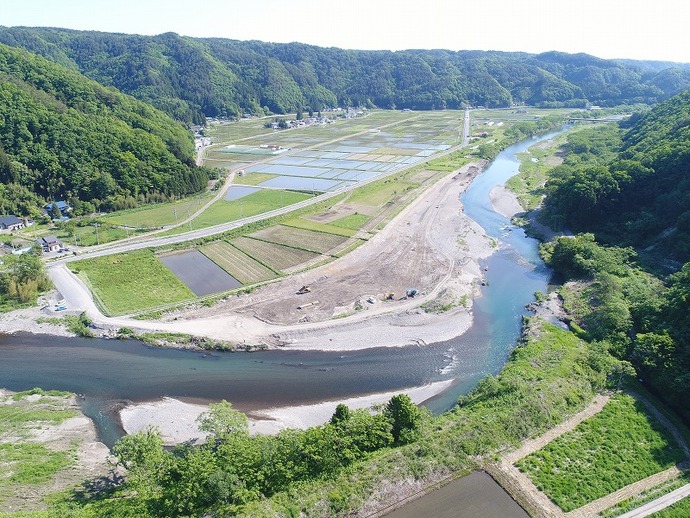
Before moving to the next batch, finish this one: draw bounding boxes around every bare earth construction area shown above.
[126,162,492,351]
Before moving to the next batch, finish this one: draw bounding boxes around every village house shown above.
[44,201,71,221]
[35,235,63,253]
[0,215,30,232]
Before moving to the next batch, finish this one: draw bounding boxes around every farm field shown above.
[189,189,312,229]
[250,225,349,254]
[159,250,243,296]
[101,192,214,228]
[231,236,320,271]
[330,213,370,230]
[516,394,687,512]
[281,217,358,237]
[200,241,278,284]
[69,250,195,315]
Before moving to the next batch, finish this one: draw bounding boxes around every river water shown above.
[0,130,562,447]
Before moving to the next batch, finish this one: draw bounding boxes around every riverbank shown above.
[2,161,494,353]
[120,380,454,445]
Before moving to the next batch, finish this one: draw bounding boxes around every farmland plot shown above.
[200,241,277,284]
[251,225,348,254]
[231,236,320,271]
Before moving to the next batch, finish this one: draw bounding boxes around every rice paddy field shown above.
[71,109,569,314]
[250,225,350,254]
[199,241,278,284]
[231,236,320,271]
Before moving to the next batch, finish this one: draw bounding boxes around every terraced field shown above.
[200,241,278,284]
[231,236,320,271]
[251,225,349,254]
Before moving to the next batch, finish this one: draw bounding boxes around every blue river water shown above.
[0,130,563,447]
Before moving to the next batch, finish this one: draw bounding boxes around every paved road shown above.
[617,483,690,518]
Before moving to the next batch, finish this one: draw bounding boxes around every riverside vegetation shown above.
[1,27,690,514]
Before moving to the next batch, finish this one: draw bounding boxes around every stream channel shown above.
[0,129,564,448]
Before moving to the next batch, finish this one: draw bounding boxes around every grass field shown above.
[516,394,686,512]
[232,236,320,271]
[348,178,416,207]
[282,217,358,237]
[70,250,195,315]
[251,225,349,254]
[0,390,78,507]
[199,241,277,284]
[101,192,214,228]
[330,213,370,230]
[651,496,690,517]
[189,190,312,229]
[506,130,572,210]
[233,172,278,186]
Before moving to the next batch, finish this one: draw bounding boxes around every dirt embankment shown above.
[153,162,494,350]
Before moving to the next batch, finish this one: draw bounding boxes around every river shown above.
[0,129,562,447]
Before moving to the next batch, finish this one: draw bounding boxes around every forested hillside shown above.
[542,89,690,263]
[0,43,208,215]
[536,89,690,425]
[1,26,688,123]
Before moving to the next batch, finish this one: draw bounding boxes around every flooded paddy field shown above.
[160,250,242,296]
[385,471,528,518]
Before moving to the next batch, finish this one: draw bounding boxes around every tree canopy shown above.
[1,27,688,123]
[0,43,208,215]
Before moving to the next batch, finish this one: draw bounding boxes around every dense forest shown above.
[535,90,690,424]
[0,43,208,216]
[1,27,689,123]
[541,89,690,264]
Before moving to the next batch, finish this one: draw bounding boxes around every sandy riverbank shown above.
[489,184,524,219]
[3,162,494,354]
[120,380,454,445]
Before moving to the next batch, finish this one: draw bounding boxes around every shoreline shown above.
[120,380,454,445]
[2,161,494,353]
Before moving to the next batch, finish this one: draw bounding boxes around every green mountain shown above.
[1,27,689,123]
[0,42,207,214]
[542,88,690,263]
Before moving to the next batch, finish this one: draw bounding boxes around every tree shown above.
[112,426,170,493]
[49,203,62,220]
[384,394,423,444]
[329,403,350,425]
[197,400,249,442]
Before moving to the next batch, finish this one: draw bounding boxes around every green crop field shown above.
[233,172,278,186]
[251,225,348,254]
[330,213,370,230]
[70,250,195,315]
[232,236,320,271]
[516,394,687,512]
[199,241,277,284]
[189,190,312,229]
[282,217,358,237]
[101,192,214,228]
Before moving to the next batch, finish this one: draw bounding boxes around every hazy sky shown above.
[2,0,689,63]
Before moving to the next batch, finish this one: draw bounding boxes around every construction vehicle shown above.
[406,288,418,298]
[296,285,311,295]
[384,292,395,300]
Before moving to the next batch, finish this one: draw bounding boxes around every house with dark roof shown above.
[0,215,26,232]
[44,201,70,212]
[35,235,63,253]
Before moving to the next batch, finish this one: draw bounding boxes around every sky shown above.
[2,0,689,63]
